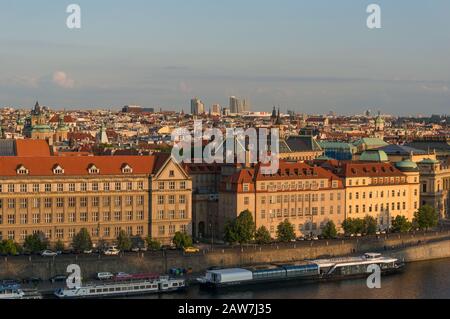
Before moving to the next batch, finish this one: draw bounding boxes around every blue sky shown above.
[0,0,449,114]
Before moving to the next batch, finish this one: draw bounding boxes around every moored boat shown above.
[54,276,186,299]
[198,253,405,289]
[0,285,25,300]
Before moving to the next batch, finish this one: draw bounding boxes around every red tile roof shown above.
[0,154,171,177]
[15,139,51,157]
[49,115,76,123]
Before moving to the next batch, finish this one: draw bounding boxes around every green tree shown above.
[117,230,132,251]
[255,226,272,244]
[173,232,193,249]
[72,228,93,252]
[322,221,338,239]
[391,215,412,233]
[234,210,256,244]
[23,232,48,253]
[342,218,355,235]
[342,218,365,236]
[363,216,378,235]
[413,205,439,230]
[0,240,18,255]
[224,210,256,245]
[224,220,239,244]
[145,236,162,250]
[54,240,65,252]
[277,219,296,242]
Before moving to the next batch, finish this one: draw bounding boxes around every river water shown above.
[135,258,450,299]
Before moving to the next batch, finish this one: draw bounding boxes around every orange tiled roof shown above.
[49,115,76,123]
[255,161,340,181]
[15,139,51,157]
[0,154,170,177]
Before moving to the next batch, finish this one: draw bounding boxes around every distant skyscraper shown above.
[242,99,251,112]
[191,98,205,115]
[229,96,240,114]
[211,104,221,115]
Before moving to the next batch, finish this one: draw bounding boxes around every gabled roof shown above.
[0,154,170,177]
[15,139,51,157]
[375,144,427,155]
[353,137,388,147]
[337,162,405,178]
[285,136,322,152]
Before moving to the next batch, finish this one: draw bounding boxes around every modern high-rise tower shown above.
[191,98,205,115]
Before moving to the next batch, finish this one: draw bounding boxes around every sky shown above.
[0,0,449,115]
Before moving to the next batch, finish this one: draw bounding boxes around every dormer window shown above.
[122,164,133,174]
[17,165,29,175]
[88,164,100,175]
[53,165,64,175]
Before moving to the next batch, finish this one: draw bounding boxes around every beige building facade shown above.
[219,161,346,238]
[0,154,192,246]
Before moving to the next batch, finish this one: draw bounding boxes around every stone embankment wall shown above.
[1,230,450,280]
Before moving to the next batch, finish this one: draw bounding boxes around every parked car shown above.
[115,272,131,280]
[184,247,200,254]
[96,272,114,281]
[41,250,58,257]
[104,248,120,256]
[131,247,140,252]
[22,277,43,285]
[83,249,93,254]
[49,275,67,284]
[1,279,21,286]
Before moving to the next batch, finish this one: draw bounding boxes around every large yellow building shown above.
[320,151,420,230]
[0,153,192,246]
[219,161,346,238]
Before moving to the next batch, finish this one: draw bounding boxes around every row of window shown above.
[0,211,145,225]
[259,206,342,219]
[252,193,342,206]
[157,195,188,205]
[0,181,145,193]
[348,176,417,186]
[241,180,339,192]
[348,202,418,214]
[157,181,187,190]
[0,196,145,210]
[0,226,145,241]
[348,189,418,200]
[157,224,188,236]
[156,210,188,220]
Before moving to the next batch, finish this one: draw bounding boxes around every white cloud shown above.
[52,71,75,89]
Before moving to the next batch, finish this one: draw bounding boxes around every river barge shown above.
[197,253,405,289]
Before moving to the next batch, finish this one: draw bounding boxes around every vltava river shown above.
[136,258,450,299]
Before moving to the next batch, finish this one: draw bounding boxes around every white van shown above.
[97,272,114,280]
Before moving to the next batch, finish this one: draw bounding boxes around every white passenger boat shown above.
[0,286,25,299]
[54,276,186,299]
[198,253,405,289]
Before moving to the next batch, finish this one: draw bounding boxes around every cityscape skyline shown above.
[1,1,450,114]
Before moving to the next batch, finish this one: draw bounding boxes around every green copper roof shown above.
[395,160,419,172]
[354,138,389,147]
[31,124,52,133]
[419,158,440,165]
[360,150,389,162]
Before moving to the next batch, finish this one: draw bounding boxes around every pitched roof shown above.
[49,115,76,123]
[0,154,170,177]
[339,162,404,178]
[285,136,322,152]
[0,140,15,156]
[15,139,51,157]
[255,161,340,181]
[375,144,427,155]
